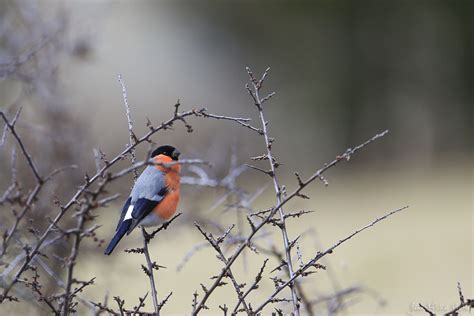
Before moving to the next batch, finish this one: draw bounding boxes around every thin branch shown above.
[418,304,435,316]
[145,212,182,241]
[191,130,389,315]
[157,292,173,314]
[0,108,42,182]
[199,112,262,135]
[0,123,8,148]
[253,206,408,314]
[61,207,87,315]
[117,74,139,182]
[231,259,269,314]
[135,213,183,315]
[141,227,159,315]
[419,283,474,316]
[44,165,78,182]
[194,223,251,314]
[246,66,300,315]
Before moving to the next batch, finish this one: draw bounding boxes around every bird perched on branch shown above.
[104,145,181,255]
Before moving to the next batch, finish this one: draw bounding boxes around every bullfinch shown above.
[104,145,181,255]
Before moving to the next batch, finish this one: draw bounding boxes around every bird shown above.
[104,145,181,255]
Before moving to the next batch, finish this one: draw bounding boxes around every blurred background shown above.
[0,0,472,315]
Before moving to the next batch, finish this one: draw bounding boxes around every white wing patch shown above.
[124,204,134,221]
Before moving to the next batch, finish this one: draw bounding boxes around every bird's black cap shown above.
[152,145,180,160]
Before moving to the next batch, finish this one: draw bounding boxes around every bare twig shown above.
[246,66,300,315]
[191,129,389,315]
[117,73,139,182]
[141,227,159,314]
[194,223,251,314]
[61,207,87,315]
[0,109,44,257]
[60,180,109,315]
[0,123,8,148]
[133,213,183,315]
[199,112,262,135]
[253,206,408,313]
[145,213,182,241]
[0,108,41,182]
[419,283,474,316]
[231,259,269,314]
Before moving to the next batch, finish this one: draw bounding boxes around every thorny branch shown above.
[131,213,181,315]
[0,102,255,304]
[0,67,427,316]
[191,108,391,315]
[117,73,139,182]
[231,259,269,314]
[194,223,252,315]
[61,182,110,315]
[245,66,300,315]
[119,73,161,315]
[252,206,408,314]
[419,283,474,316]
[0,108,41,182]
[0,108,80,266]
[141,227,160,314]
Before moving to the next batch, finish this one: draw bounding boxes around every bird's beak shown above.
[172,149,180,160]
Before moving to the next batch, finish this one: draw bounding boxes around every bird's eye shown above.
[172,150,180,160]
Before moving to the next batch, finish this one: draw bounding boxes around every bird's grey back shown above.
[130,166,166,203]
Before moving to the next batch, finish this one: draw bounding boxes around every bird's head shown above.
[151,145,180,161]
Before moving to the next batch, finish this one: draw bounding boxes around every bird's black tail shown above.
[104,219,132,255]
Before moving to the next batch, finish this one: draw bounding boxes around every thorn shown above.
[296,193,310,200]
[294,172,304,186]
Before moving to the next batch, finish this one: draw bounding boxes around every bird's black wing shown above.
[127,187,167,234]
[115,197,132,231]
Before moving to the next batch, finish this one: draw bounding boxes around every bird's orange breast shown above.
[153,154,180,220]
